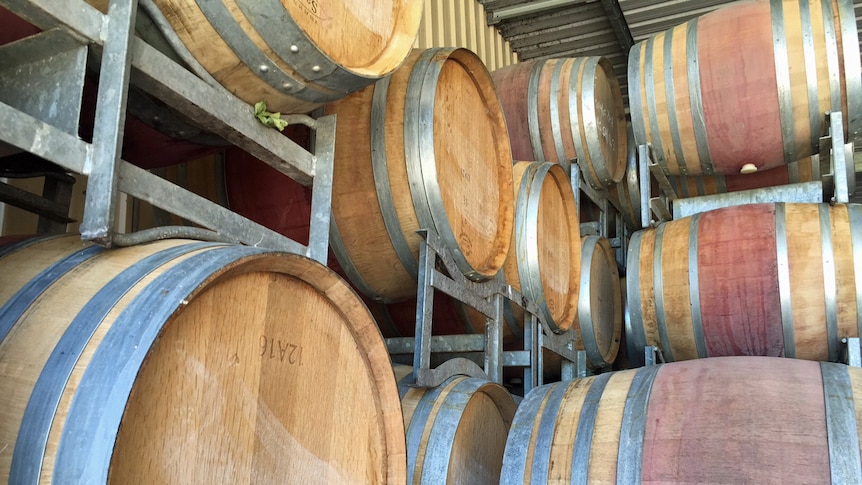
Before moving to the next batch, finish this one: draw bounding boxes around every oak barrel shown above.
[626,202,862,365]
[150,0,422,113]
[576,236,621,368]
[667,156,823,198]
[327,47,514,302]
[502,356,862,483]
[394,366,516,485]
[628,0,861,176]
[0,236,406,484]
[492,57,627,189]
[505,162,580,333]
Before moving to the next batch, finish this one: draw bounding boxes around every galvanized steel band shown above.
[799,0,822,151]
[583,57,614,187]
[234,0,371,93]
[819,204,839,362]
[628,43,648,148]
[371,75,419,279]
[770,0,798,166]
[549,59,569,171]
[775,202,796,358]
[197,0,340,103]
[626,230,648,366]
[688,213,708,358]
[663,27,688,175]
[820,0,842,119]
[568,57,588,170]
[836,0,862,143]
[616,364,661,484]
[849,205,862,342]
[820,362,862,484]
[53,246,273,483]
[528,59,546,162]
[644,37,667,175]
[570,373,613,484]
[405,376,457,483]
[653,223,675,362]
[0,245,103,344]
[530,379,573,483]
[685,19,713,175]
[10,242,219,484]
[500,382,557,484]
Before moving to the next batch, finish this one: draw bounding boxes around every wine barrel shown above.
[394,366,516,485]
[492,57,627,189]
[327,47,514,302]
[0,236,406,484]
[150,0,422,114]
[629,0,861,176]
[576,236,621,368]
[365,161,579,342]
[502,356,862,484]
[626,202,862,366]
[506,162,580,333]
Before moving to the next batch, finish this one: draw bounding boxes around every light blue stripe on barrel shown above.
[820,362,862,484]
[570,373,613,484]
[10,242,219,485]
[644,37,666,169]
[616,365,661,484]
[500,382,558,485]
[52,245,271,484]
[0,245,103,344]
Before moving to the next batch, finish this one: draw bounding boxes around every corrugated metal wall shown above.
[413,0,519,71]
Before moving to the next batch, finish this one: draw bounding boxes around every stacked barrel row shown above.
[500,0,862,483]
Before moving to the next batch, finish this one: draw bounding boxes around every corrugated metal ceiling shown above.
[481,0,862,107]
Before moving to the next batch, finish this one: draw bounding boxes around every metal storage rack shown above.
[636,111,856,226]
[384,228,586,395]
[0,0,335,263]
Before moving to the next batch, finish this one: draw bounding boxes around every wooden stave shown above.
[625,202,862,365]
[0,236,406,484]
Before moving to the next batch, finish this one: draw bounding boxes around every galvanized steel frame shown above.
[0,0,335,263]
[635,111,854,224]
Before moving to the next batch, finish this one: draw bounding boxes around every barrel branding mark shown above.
[260,334,303,365]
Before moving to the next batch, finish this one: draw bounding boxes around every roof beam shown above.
[487,0,584,25]
[599,0,635,56]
